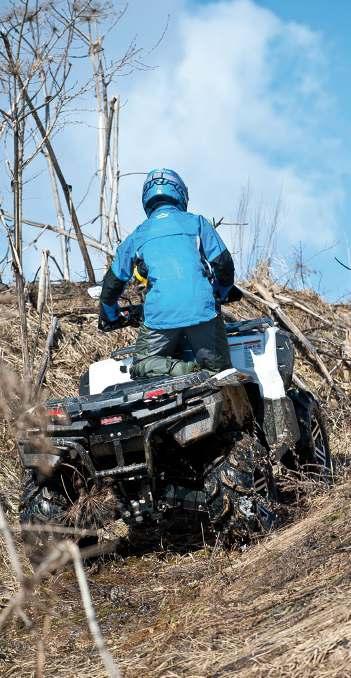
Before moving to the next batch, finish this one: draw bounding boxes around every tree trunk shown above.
[89,38,108,244]
[43,148,70,281]
[11,83,32,380]
[37,249,49,314]
[108,97,121,248]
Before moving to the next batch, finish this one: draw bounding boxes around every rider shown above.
[99,168,235,377]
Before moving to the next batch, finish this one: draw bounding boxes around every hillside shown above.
[0,278,350,677]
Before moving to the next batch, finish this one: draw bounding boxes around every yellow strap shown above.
[133,265,148,286]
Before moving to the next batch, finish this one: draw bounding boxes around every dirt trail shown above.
[0,280,350,677]
[1,481,350,677]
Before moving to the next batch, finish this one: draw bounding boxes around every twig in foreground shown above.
[0,539,122,676]
[0,500,31,627]
[0,501,24,583]
[66,542,121,678]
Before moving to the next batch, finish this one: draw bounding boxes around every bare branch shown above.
[1,30,95,282]
[0,500,24,583]
[0,538,122,676]
[0,499,31,628]
[3,211,114,256]
[335,256,351,272]
[108,96,120,244]
[0,209,23,275]
[34,314,59,395]
[66,542,121,678]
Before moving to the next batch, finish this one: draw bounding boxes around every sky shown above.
[1,0,351,299]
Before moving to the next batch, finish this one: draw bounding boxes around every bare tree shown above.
[0,1,102,375]
[0,1,153,287]
[42,88,70,280]
[66,1,141,259]
[1,29,96,283]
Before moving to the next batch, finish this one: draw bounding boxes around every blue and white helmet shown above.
[142,168,189,217]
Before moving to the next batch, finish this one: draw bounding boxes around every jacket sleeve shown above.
[100,233,136,322]
[199,216,234,294]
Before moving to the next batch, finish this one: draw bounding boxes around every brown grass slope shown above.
[0,279,350,677]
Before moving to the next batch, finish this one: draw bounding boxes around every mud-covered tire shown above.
[288,390,333,482]
[20,471,70,565]
[20,471,114,564]
[204,434,277,543]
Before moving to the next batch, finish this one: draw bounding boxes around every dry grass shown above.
[1,483,350,677]
[0,279,350,677]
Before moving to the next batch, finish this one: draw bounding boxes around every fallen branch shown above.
[292,373,309,391]
[236,282,339,392]
[273,292,345,329]
[36,614,50,678]
[255,282,337,387]
[18,523,98,537]
[55,306,98,317]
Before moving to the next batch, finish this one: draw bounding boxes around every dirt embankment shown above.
[0,280,350,677]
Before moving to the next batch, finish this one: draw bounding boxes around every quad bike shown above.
[18,296,332,558]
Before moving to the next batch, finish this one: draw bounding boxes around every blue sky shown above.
[257,0,351,150]
[1,0,350,299]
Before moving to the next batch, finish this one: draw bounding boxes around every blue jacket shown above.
[101,204,234,330]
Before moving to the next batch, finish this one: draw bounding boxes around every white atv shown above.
[19,301,332,554]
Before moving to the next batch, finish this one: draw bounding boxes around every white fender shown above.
[228,326,285,399]
[89,357,133,395]
[250,327,285,399]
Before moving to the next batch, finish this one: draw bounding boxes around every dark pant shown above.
[131,315,231,378]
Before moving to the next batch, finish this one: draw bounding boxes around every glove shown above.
[213,281,243,304]
[98,302,124,332]
[226,285,243,302]
[98,315,121,332]
[213,281,233,303]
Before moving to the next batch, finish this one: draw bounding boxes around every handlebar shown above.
[97,284,242,334]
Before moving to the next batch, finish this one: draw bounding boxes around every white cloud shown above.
[17,0,345,283]
[116,0,344,261]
